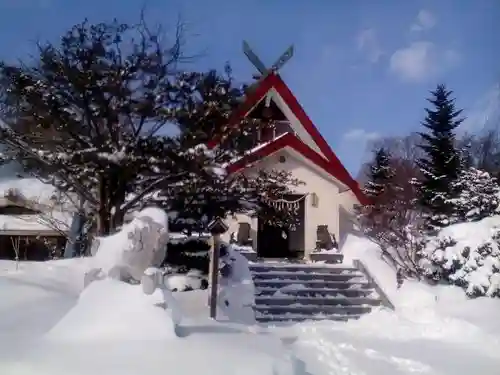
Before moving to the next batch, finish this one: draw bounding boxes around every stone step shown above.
[249,263,358,274]
[255,296,382,307]
[254,304,373,316]
[255,313,363,323]
[256,287,376,298]
[252,272,366,283]
[253,279,372,290]
[309,252,343,264]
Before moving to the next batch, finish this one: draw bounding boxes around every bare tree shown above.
[369,132,425,167]
[357,148,424,278]
[10,235,20,270]
[458,127,500,177]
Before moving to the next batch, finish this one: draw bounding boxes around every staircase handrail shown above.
[352,259,395,310]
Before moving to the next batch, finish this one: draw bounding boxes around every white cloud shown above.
[343,128,380,143]
[389,41,460,83]
[411,9,437,32]
[356,28,383,63]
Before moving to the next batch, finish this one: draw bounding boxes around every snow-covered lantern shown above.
[207,217,229,236]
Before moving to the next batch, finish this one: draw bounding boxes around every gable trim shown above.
[268,74,359,192]
[267,87,326,158]
[207,72,366,204]
[226,133,367,204]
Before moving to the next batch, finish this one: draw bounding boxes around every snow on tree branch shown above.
[0,17,299,235]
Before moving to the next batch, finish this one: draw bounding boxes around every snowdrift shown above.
[420,215,500,297]
[1,261,296,375]
[46,278,179,341]
[2,240,500,374]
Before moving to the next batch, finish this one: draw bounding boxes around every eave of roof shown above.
[226,132,368,205]
[208,72,366,204]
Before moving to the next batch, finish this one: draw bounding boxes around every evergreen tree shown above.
[417,84,463,226]
[363,147,394,199]
[357,148,396,242]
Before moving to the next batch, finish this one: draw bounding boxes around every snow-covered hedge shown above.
[419,216,500,297]
[446,168,500,224]
[162,234,211,274]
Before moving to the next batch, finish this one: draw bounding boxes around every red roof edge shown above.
[227,133,368,205]
[269,74,362,198]
[206,74,275,149]
[205,72,367,205]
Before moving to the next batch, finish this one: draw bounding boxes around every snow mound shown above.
[88,207,169,282]
[218,243,256,324]
[294,294,500,375]
[46,278,178,341]
[342,233,398,301]
[344,215,500,300]
[3,253,500,375]
[165,269,205,291]
[1,261,297,375]
[420,215,500,297]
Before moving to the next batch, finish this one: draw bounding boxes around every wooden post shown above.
[207,235,214,307]
[208,234,221,319]
[206,217,229,320]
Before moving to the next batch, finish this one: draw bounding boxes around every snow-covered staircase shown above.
[250,262,385,323]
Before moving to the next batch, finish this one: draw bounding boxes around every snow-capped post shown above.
[207,217,229,319]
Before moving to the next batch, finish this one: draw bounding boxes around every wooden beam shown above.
[242,41,294,78]
[243,41,267,75]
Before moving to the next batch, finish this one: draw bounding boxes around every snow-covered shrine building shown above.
[220,44,366,261]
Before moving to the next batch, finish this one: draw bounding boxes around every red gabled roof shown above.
[209,72,366,205]
[227,133,368,205]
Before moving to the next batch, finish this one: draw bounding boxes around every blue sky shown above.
[0,0,498,175]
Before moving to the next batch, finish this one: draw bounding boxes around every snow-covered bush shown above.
[164,269,208,292]
[419,216,500,297]
[163,235,211,275]
[446,168,500,223]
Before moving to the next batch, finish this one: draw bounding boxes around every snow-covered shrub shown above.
[163,236,211,274]
[446,168,500,224]
[164,269,208,291]
[419,217,500,297]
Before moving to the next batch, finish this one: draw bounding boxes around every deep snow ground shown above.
[0,259,295,375]
[286,282,500,375]
[1,251,500,375]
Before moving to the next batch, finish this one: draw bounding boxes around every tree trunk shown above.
[96,170,127,236]
[110,208,125,232]
[97,174,110,236]
[97,210,111,236]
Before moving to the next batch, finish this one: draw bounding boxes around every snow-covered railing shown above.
[353,259,395,310]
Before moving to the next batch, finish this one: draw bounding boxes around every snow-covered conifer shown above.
[417,84,463,228]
